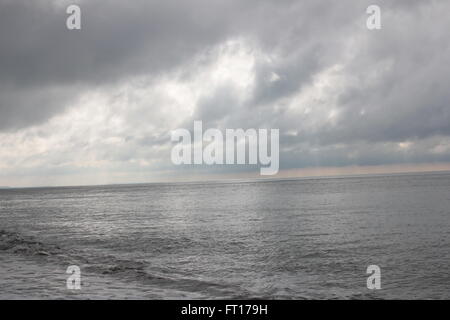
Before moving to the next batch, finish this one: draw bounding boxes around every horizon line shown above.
[3,163,450,189]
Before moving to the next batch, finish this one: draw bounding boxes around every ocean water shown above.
[0,172,449,299]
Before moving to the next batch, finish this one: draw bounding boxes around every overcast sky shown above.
[1,0,450,187]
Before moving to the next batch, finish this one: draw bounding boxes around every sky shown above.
[1,0,450,187]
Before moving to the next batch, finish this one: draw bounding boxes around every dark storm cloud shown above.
[0,0,262,130]
[188,0,450,162]
[1,0,450,176]
[305,0,450,147]
[0,0,379,130]
[0,0,235,86]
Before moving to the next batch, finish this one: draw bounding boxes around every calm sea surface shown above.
[1,172,449,299]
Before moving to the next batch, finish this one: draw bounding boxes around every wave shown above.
[0,229,62,256]
[0,229,247,298]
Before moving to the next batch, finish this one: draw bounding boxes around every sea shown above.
[1,172,449,299]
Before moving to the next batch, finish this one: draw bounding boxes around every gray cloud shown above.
[0,0,258,130]
[1,0,450,185]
